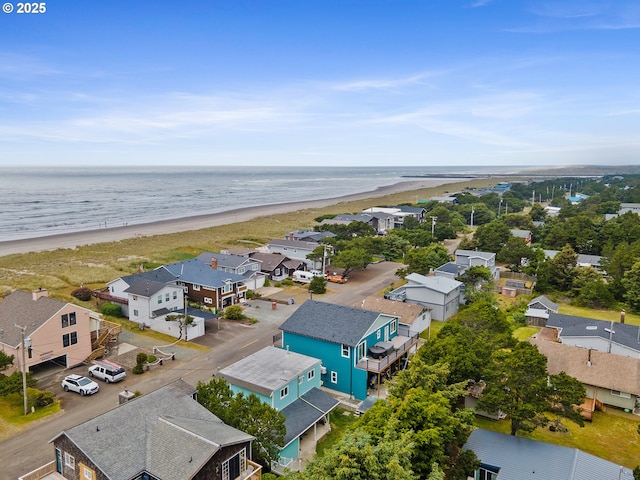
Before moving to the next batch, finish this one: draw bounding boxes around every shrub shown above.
[132,364,144,375]
[264,277,271,287]
[0,371,36,395]
[100,303,123,318]
[281,278,294,286]
[309,275,327,294]
[224,305,245,320]
[147,354,157,363]
[71,286,92,301]
[274,282,282,287]
[27,388,55,408]
[133,352,148,374]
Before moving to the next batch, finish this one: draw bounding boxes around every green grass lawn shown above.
[474,409,640,469]
[315,408,359,457]
[0,393,61,442]
[558,304,640,326]
[512,326,539,340]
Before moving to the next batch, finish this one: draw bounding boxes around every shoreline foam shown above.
[0,178,467,257]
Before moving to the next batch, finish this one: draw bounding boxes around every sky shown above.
[1,0,639,167]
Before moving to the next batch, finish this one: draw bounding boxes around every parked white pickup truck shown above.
[88,360,126,383]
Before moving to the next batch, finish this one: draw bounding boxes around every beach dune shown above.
[0,179,465,257]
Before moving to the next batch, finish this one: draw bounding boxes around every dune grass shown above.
[0,179,495,298]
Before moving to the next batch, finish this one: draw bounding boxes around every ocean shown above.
[0,165,513,243]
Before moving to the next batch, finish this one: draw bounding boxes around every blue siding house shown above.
[218,346,339,472]
[279,300,420,401]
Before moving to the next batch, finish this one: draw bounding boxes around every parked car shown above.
[88,360,126,383]
[62,374,100,396]
[309,270,326,277]
[327,274,347,284]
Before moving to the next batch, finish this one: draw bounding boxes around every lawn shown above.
[558,304,640,326]
[474,409,640,469]
[315,408,359,457]
[512,326,539,340]
[0,393,61,442]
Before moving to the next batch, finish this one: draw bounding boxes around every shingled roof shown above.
[547,313,640,353]
[0,290,65,348]
[51,380,253,480]
[279,300,386,347]
[161,259,245,288]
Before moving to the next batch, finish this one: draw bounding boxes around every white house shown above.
[385,273,463,321]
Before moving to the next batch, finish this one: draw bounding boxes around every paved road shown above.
[2,262,402,479]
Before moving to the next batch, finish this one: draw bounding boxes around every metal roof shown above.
[405,273,463,294]
[464,429,633,480]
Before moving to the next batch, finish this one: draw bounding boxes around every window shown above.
[222,282,233,294]
[357,341,366,361]
[330,371,338,384]
[238,267,245,274]
[157,295,162,304]
[376,329,381,339]
[69,312,76,326]
[275,268,281,276]
[390,319,397,334]
[165,293,170,302]
[222,450,246,480]
[477,466,499,480]
[341,344,350,358]
[83,466,94,480]
[298,375,303,385]
[611,390,631,399]
[204,297,213,304]
[252,264,259,271]
[173,291,177,299]
[193,284,201,291]
[133,309,139,317]
[62,332,78,348]
[280,386,289,399]
[64,452,75,469]
[307,369,315,381]
[61,314,69,328]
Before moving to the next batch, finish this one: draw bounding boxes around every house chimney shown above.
[32,288,49,301]
[289,233,294,240]
[620,310,626,324]
[586,349,592,367]
[211,257,218,270]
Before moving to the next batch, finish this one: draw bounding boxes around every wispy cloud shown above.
[331,72,442,92]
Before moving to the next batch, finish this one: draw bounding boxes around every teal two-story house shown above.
[218,346,339,471]
[279,300,420,401]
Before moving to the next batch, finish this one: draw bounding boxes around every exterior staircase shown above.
[85,319,122,364]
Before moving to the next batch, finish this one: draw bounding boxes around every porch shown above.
[270,418,332,475]
[18,461,63,480]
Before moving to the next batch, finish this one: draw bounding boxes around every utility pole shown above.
[14,324,28,416]
[498,199,503,216]
[470,207,475,228]
[430,216,437,237]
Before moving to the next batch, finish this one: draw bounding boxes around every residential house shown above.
[546,313,640,358]
[249,252,304,281]
[543,250,604,273]
[385,273,463,321]
[428,196,458,205]
[285,230,336,243]
[435,249,500,282]
[619,203,640,215]
[322,212,394,234]
[361,206,426,229]
[525,295,559,327]
[266,239,325,270]
[530,337,640,413]
[510,228,532,244]
[360,296,431,336]
[218,346,339,472]
[0,289,98,375]
[45,379,261,480]
[463,428,633,480]
[162,259,248,309]
[105,269,177,318]
[279,300,419,400]
[196,252,266,290]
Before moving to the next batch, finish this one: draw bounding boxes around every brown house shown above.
[44,380,261,480]
[0,289,97,375]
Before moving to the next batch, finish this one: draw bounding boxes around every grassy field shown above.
[0,393,61,442]
[559,303,640,326]
[0,179,495,299]
[474,409,640,468]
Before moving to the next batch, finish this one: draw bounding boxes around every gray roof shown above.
[405,273,463,294]
[124,279,170,297]
[394,205,425,214]
[218,346,321,396]
[53,380,253,480]
[464,428,633,480]
[434,262,464,275]
[250,252,289,272]
[528,295,559,312]
[287,230,336,242]
[279,300,384,347]
[268,238,318,250]
[281,388,339,446]
[196,251,255,270]
[455,249,495,261]
[547,313,640,353]
[120,268,177,286]
[0,290,66,347]
[543,250,602,267]
[161,259,245,288]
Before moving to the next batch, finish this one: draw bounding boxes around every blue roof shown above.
[162,259,245,288]
[281,387,339,446]
[279,300,384,347]
[464,429,633,480]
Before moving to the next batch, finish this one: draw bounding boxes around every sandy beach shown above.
[0,178,467,257]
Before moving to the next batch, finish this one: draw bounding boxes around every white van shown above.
[88,360,126,383]
[292,270,315,284]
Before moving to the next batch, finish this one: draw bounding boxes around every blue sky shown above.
[1,0,639,167]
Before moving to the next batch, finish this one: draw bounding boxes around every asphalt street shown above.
[2,261,403,479]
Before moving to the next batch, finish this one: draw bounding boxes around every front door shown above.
[55,448,62,473]
[384,326,389,341]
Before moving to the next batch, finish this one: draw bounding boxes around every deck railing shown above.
[357,333,420,373]
[18,461,55,480]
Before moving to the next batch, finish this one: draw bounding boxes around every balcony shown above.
[356,333,420,374]
[18,461,64,480]
[238,459,262,480]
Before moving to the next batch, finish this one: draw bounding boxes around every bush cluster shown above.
[71,286,92,301]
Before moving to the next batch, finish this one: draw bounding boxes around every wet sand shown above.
[0,178,468,257]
